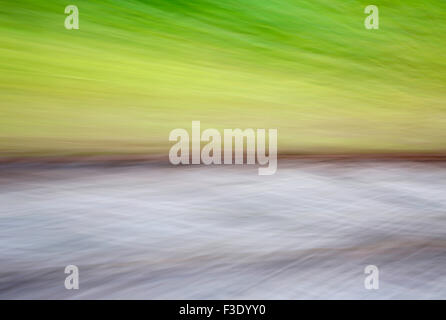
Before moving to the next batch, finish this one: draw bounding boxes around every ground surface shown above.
[1,160,446,299]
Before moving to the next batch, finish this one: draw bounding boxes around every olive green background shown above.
[1,1,445,157]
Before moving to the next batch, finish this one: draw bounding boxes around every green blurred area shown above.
[1,0,445,157]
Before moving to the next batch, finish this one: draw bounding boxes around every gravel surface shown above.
[1,161,445,299]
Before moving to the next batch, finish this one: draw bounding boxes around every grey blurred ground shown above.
[0,160,445,299]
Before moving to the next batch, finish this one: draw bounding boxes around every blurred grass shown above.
[0,0,446,157]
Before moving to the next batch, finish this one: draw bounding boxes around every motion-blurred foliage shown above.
[1,0,445,156]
